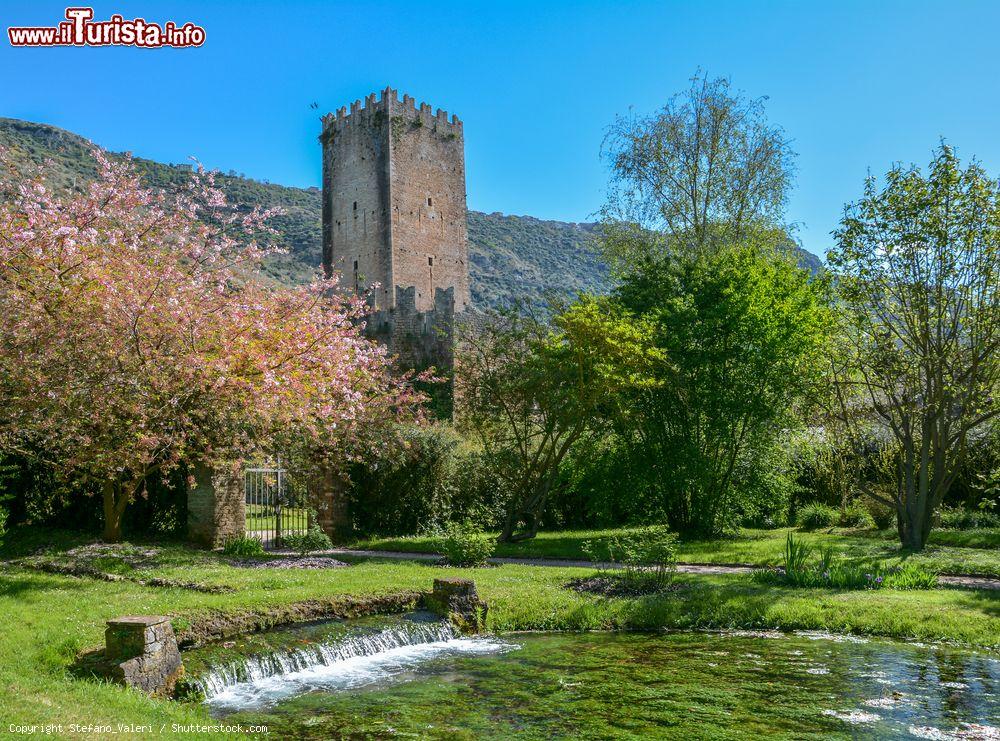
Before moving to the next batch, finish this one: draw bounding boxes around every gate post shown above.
[187,463,246,548]
[308,464,352,542]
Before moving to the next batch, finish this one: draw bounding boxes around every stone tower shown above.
[321,88,470,361]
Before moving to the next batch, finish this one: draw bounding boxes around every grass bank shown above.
[0,528,997,735]
[351,526,1000,578]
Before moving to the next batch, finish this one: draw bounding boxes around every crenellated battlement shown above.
[321,87,463,133]
[365,285,457,373]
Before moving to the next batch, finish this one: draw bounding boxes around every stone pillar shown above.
[427,578,488,633]
[309,464,352,543]
[104,616,183,696]
[187,463,245,548]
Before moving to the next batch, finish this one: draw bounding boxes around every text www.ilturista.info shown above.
[8,7,205,48]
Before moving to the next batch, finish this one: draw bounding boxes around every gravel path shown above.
[309,548,1000,591]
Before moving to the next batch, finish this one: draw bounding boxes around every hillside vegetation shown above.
[0,118,821,308]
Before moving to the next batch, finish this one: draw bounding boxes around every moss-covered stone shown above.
[426,578,488,633]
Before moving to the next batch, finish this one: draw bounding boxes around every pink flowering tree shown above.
[0,152,424,541]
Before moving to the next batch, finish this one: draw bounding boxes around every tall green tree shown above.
[829,144,1000,550]
[601,71,795,271]
[615,242,830,535]
[599,73,823,535]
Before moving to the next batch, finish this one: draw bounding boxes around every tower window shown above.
[427,197,433,207]
[353,260,358,271]
[428,256,434,266]
[353,201,357,211]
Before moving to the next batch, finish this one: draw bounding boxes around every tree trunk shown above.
[498,492,542,543]
[101,481,132,543]
[499,507,535,543]
[898,502,929,551]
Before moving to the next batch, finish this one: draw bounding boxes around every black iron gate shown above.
[244,460,309,549]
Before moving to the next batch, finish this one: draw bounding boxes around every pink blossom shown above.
[0,150,426,538]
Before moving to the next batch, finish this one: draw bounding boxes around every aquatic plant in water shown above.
[210,630,1000,738]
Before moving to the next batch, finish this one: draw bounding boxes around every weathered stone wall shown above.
[103,616,183,696]
[367,285,456,372]
[426,578,488,633]
[322,93,393,308]
[307,464,352,543]
[187,463,245,548]
[385,93,470,314]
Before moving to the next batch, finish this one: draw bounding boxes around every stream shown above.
[184,614,1000,739]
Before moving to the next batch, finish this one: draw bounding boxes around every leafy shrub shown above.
[221,534,265,557]
[939,507,1000,530]
[886,562,940,590]
[546,434,648,528]
[867,500,896,530]
[839,502,876,529]
[347,425,505,537]
[796,503,839,530]
[438,522,495,567]
[0,457,13,547]
[281,523,333,555]
[347,425,457,537]
[584,525,678,593]
[791,433,855,509]
[754,533,937,591]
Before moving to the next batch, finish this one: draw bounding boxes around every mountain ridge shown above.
[0,117,821,308]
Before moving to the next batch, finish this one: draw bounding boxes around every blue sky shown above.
[2,0,1000,258]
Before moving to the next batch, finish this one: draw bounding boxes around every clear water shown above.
[197,619,512,713]
[190,621,1000,739]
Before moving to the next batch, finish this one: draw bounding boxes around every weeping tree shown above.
[829,144,1000,550]
[456,299,661,542]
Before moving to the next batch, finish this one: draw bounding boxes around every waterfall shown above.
[196,620,511,712]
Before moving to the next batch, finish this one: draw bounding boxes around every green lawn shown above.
[351,526,1000,578]
[243,504,310,534]
[0,527,997,736]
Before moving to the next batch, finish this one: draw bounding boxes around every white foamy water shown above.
[822,709,881,724]
[199,622,514,712]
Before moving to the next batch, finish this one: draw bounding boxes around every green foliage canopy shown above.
[457,298,662,542]
[611,242,831,535]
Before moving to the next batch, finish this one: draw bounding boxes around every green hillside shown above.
[0,118,821,308]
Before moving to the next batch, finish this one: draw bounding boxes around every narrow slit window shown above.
[427,197,433,207]
[428,256,434,266]
[353,201,357,211]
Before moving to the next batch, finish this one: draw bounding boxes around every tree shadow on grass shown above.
[0,525,95,559]
[67,646,117,684]
[0,570,88,598]
[952,588,1000,618]
[563,576,779,633]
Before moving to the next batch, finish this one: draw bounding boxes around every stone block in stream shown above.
[103,616,184,696]
[427,578,489,633]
